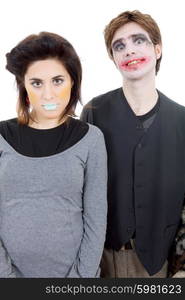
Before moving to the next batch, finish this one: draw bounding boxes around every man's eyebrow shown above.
[130,33,149,40]
[111,33,149,49]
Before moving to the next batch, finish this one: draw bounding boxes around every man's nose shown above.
[125,50,136,57]
[124,42,136,57]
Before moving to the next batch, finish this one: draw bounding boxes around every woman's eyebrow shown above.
[29,77,42,81]
[29,75,65,81]
[52,75,65,79]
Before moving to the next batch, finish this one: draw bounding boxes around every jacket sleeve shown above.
[80,101,94,124]
[67,130,107,277]
[0,239,16,277]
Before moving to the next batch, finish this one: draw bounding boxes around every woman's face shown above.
[24,58,73,122]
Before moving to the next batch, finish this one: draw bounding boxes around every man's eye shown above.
[31,82,42,88]
[135,38,145,45]
[53,78,64,85]
[113,43,125,51]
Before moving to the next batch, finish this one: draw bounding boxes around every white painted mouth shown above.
[42,103,59,111]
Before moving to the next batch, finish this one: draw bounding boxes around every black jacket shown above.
[81,88,185,275]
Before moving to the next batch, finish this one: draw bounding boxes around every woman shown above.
[168,206,185,277]
[0,32,107,278]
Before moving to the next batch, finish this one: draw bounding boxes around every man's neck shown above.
[122,75,158,116]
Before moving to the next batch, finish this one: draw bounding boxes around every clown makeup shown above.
[112,33,152,53]
[24,59,73,123]
[111,22,161,80]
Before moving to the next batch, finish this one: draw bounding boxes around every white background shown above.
[0,0,185,120]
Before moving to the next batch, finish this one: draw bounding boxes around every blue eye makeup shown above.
[134,37,146,44]
[112,41,125,52]
[133,34,149,45]
[112,33,152,53]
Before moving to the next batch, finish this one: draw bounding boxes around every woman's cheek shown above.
[58,85,71,101]
[27,90,39,104]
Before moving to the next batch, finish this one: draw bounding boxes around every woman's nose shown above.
[42,84,54,101]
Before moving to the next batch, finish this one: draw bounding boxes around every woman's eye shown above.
[53,78,64,85]
[113,43,125,52]
[31,81,42,88]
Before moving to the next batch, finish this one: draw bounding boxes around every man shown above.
[81,10,185,277]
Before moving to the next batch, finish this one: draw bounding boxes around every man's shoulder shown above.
[88,87,122,107]
[159,91,185,128]
[159,90,185,112]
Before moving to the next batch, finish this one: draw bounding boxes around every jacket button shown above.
[138,143,142,148]
[127,227,132,233]
[136,124,143,129]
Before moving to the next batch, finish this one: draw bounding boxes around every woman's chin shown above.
[43,111,63,119]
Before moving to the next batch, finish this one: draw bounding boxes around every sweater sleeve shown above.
[0,137,17,278]
[67,129,107,277]
[0,239,16,277]
[169,202,185,277]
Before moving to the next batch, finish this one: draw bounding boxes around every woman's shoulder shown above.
[70,118,104,147]
[71,117,104,137]
[87,123,104,137]
[0,118,18,136]
[84,123,105,149]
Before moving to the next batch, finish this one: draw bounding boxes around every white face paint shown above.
[111,22,162,81]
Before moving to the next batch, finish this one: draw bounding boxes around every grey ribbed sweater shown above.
[0,124,107,278]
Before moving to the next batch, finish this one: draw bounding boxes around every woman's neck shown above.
[28,114,67,129]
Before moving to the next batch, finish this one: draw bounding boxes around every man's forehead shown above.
[112,23,150,43]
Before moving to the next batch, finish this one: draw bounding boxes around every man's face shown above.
[111,22,162,81]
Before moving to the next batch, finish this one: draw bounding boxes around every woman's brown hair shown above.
[6,32,82,124]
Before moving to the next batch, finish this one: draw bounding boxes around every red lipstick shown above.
[119,56,150,71]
